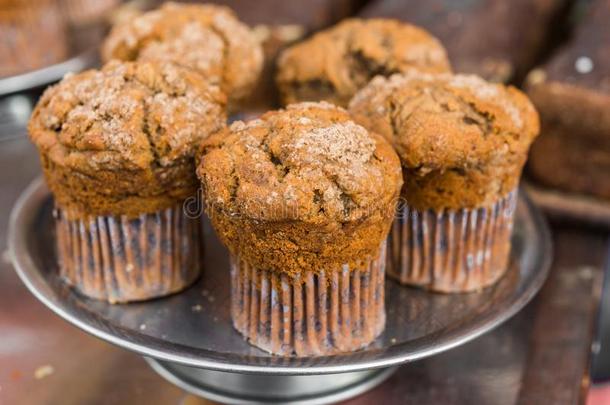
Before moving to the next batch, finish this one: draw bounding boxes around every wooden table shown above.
[0,134,608,405]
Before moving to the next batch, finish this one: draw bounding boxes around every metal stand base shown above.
[145,357,396,404]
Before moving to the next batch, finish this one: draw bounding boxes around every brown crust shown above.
[101,2,263,105]
[197,102,403,278]
[528,129,610,200]
[276,18,451,107]
[28,60,226,218]
[524,0,610,200]
[349,72,539,210]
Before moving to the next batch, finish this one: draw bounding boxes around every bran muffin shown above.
[276,18,451,107]
[28,60,226,303]
[101,2,263,108]
[350,72,539,292]
[197,102,402,355]
[0,0,68,77]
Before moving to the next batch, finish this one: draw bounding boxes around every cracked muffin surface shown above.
[29,60,226,218]
[101,2,263,106]
[276,18,451,107]
[197,102,402,277]
[349,72,539,210]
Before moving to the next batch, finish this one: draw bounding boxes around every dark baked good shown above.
[29,60,226,303]
[350,72,539,292]
[58,0,119,25]
[102,2,263,107]
[198,101,402,355]
[276,18,451,107]
[0,0,68,77]
[526,0,610,200]
[360,0,569,82]
[200,0,366,30]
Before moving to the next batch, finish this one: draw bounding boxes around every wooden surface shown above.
[0,135,608,405]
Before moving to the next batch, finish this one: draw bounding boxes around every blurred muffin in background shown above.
[198,102,402,355]
[0,0,68,77]
[359,0,570,83]
[28,60,226,303]
[58,0,120,26]
[350,72,539,292]
[101,2,263,109]
[276,18,451,107]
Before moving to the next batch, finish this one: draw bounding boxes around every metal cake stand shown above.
[9,179,552,404]
[0,49,98,97]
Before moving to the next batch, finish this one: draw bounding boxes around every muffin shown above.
[349,73,539,292]
[197,102,402,355]
[276,18,451,107]
[28,60,226,303]
[0,0,68,77]
[101,2,263,108]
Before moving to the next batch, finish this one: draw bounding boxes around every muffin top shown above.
[29,60,226,216]
[101,2,263,105]
[198,102,402,276]
[276,18,451,107]
[349,72,539,175]
[198,101,402,225]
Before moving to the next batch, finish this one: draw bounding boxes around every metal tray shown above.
[9,179,551,403]
[0,49,98,97]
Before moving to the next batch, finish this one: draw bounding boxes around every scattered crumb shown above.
[191,304,202,312]
[34,365,54,380]
[201,289,209,297]
[125,263,134,273]
[391,338,397,344]
[139,323,147,331]
[207,295,215,303]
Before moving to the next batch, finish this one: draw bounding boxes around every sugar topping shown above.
[292,122,375,167]
[30,61,225,170]
[351,72,525,129]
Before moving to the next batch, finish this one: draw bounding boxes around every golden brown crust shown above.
[197,102,403,278]
[349,72,539,210]
[101,2,263,106]
[29,60,226,218]
[276,18,451,107]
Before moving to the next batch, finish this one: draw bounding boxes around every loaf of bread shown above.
[526,0,610,199]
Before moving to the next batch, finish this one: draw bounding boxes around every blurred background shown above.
[0,0,609,404]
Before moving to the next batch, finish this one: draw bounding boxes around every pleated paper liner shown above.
[388,189,518,293]
[54,204,203,303]
[230,242,387,356]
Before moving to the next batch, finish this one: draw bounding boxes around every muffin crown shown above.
[29,60,226,217]
[102,2,263,104]
[350,72,539,210]
[349,72,540,173]
[277,18,451,107]
[198,102,402,224]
